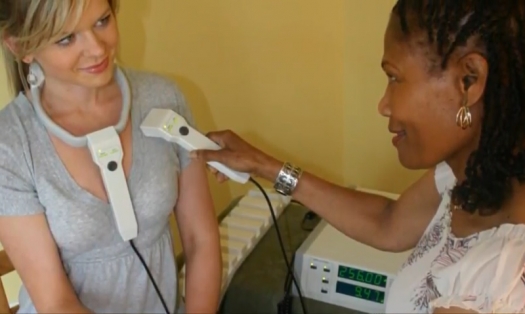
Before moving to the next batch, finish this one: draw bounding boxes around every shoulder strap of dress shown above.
[434,161,456,195]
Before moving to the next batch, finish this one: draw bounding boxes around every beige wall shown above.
[0,51,12,106]
[117,0,423,209]
[117,0,347,213]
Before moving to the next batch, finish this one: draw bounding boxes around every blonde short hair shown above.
[0,0,119,95]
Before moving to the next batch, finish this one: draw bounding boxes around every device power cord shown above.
[130,240,170,314]
[128,177,308,314]
[278,251,297,314]
[248,177,308,314]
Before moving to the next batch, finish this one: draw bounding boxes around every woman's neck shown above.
[446,132,483,182]
[38,76,121,116]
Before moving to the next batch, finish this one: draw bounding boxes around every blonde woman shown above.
[0,0,221,313]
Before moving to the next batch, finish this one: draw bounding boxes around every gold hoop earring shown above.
[456,94,472,129]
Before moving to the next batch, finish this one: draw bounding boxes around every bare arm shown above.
[0,215,91,313]
[257,159,441,252]
[175,159,222,313]
[192,130,442,252]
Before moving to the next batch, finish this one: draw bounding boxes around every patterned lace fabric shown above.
[384,162,525,313]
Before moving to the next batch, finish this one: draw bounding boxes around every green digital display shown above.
[337,265,387,288]
[336,281,385,304]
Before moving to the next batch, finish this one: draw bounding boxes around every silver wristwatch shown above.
[273,162,303,196]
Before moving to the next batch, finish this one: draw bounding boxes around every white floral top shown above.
[384,162,525,313]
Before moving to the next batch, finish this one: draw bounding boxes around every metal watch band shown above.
[273,162,303,196]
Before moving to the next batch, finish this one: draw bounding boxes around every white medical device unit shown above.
[293,188,412,313]
[86,127,138,241]
[29,63,138,242]
[140,108,250,184]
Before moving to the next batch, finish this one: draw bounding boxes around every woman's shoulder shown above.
[460,224,525,271]
[0,93,35,147]
[122,67,185,103]
[459,224,525,267]
[0,95,38,206]
[430,225,525,312]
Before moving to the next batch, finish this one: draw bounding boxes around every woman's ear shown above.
[21,55,33,64]
[458,52,488,106]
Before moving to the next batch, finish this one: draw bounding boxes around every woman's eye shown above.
[387,74,397,82]
[96,15,111,27]
[56,34,74,46]
[54,14,110,47]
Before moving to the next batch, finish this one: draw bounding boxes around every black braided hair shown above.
[393,0,525,215]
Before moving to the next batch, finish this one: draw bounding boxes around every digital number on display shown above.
[335,281,385,304]
[337,265,387,288]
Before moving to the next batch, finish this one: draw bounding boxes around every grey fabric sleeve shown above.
[0,139,44,216]
[126,68,198,171]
